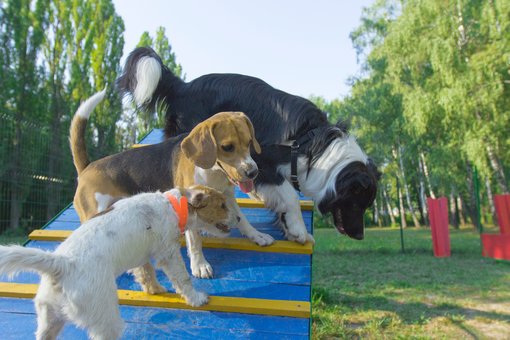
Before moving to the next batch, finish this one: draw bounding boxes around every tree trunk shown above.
[449,190,459,229]
[485,176,497,226]
[420,152,436,199]
[397,146,421,228]
[396,176,407,229]
[373,198,382,227]
[416,186,425,225]
[382,187,396,226]
[465,162,480,229]
[475,110,509,194]
[485,145,508,194]
[457,196,466,226]
[417,156,428,225]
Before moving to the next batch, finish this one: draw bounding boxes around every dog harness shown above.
[288,127,321,191]
[165,193,188,234]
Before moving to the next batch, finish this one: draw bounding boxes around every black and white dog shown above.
[118,47,380,243]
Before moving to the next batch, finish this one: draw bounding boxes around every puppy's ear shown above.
[240,113,261,154]
[189,191,208,209]
[181,123,217,169]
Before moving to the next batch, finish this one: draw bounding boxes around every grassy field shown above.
[312,227,510,339]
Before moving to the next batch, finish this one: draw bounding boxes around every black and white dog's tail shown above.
[117,47,182,113]
[0,245,68,280]
[69,89,106,175]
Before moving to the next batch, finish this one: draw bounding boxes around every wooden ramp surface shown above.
[0,129,313,339]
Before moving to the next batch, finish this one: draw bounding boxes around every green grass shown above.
[312,227,510,339]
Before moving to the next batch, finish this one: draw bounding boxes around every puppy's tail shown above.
[69,89,106,175]
[0,245,68,280]
[117,46,182,112]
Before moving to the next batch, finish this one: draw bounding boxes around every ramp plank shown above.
[0,283,309,318]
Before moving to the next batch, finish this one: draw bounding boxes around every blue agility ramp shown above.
[0,129,314,339]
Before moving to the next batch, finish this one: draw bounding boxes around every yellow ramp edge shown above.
[236,198,313,211]
[0,282,310,318]
[28,230,313,255]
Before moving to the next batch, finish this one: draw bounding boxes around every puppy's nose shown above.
[245,168,258,179]
[236,216,241,223]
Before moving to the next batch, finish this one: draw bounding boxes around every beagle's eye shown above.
[221,203,227,210]
[221,144,234,152]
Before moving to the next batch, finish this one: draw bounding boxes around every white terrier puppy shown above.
[0,185,238,340]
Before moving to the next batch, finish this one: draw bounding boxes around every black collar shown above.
[288,127,322,191]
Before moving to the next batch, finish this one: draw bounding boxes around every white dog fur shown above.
[0,186,238,340]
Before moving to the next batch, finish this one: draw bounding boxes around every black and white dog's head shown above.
[317,160,379,240]
[301,126,380,240]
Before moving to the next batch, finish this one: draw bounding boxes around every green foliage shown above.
[330,0,510,228]
[88,0,125,157]
[0,0,124,230]
[380,1,508,189]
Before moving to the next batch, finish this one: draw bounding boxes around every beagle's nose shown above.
[246,168,258,179]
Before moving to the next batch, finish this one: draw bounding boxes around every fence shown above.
[0,113,76,233]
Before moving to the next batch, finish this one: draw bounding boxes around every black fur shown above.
[118,47,380,240]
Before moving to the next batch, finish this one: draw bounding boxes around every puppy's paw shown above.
[143,281,167,295]
[191,260,214,279]
[249,231,275,246]
[185,291,209,307]
[306,233,315,244]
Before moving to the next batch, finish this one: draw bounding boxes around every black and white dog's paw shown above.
[278,213,313,244]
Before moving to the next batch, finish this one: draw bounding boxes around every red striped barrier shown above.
[494,194,510,234]
[427,197,451,257]
[481,234,510,261]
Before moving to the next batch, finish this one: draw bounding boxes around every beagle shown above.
[69,90,273,293]
[0,186,239,340]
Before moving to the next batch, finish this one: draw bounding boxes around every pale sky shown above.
[112,0,374,101]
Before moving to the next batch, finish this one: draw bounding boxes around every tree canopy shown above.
[316,0,509,228]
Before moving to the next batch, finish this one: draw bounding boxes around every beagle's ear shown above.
[241,114,261,154]
[181,123,217,169]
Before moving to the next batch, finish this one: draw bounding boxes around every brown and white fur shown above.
[0,186,239,340]
[70,90,273,289]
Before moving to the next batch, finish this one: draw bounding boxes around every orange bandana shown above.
[166,193,188,234]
